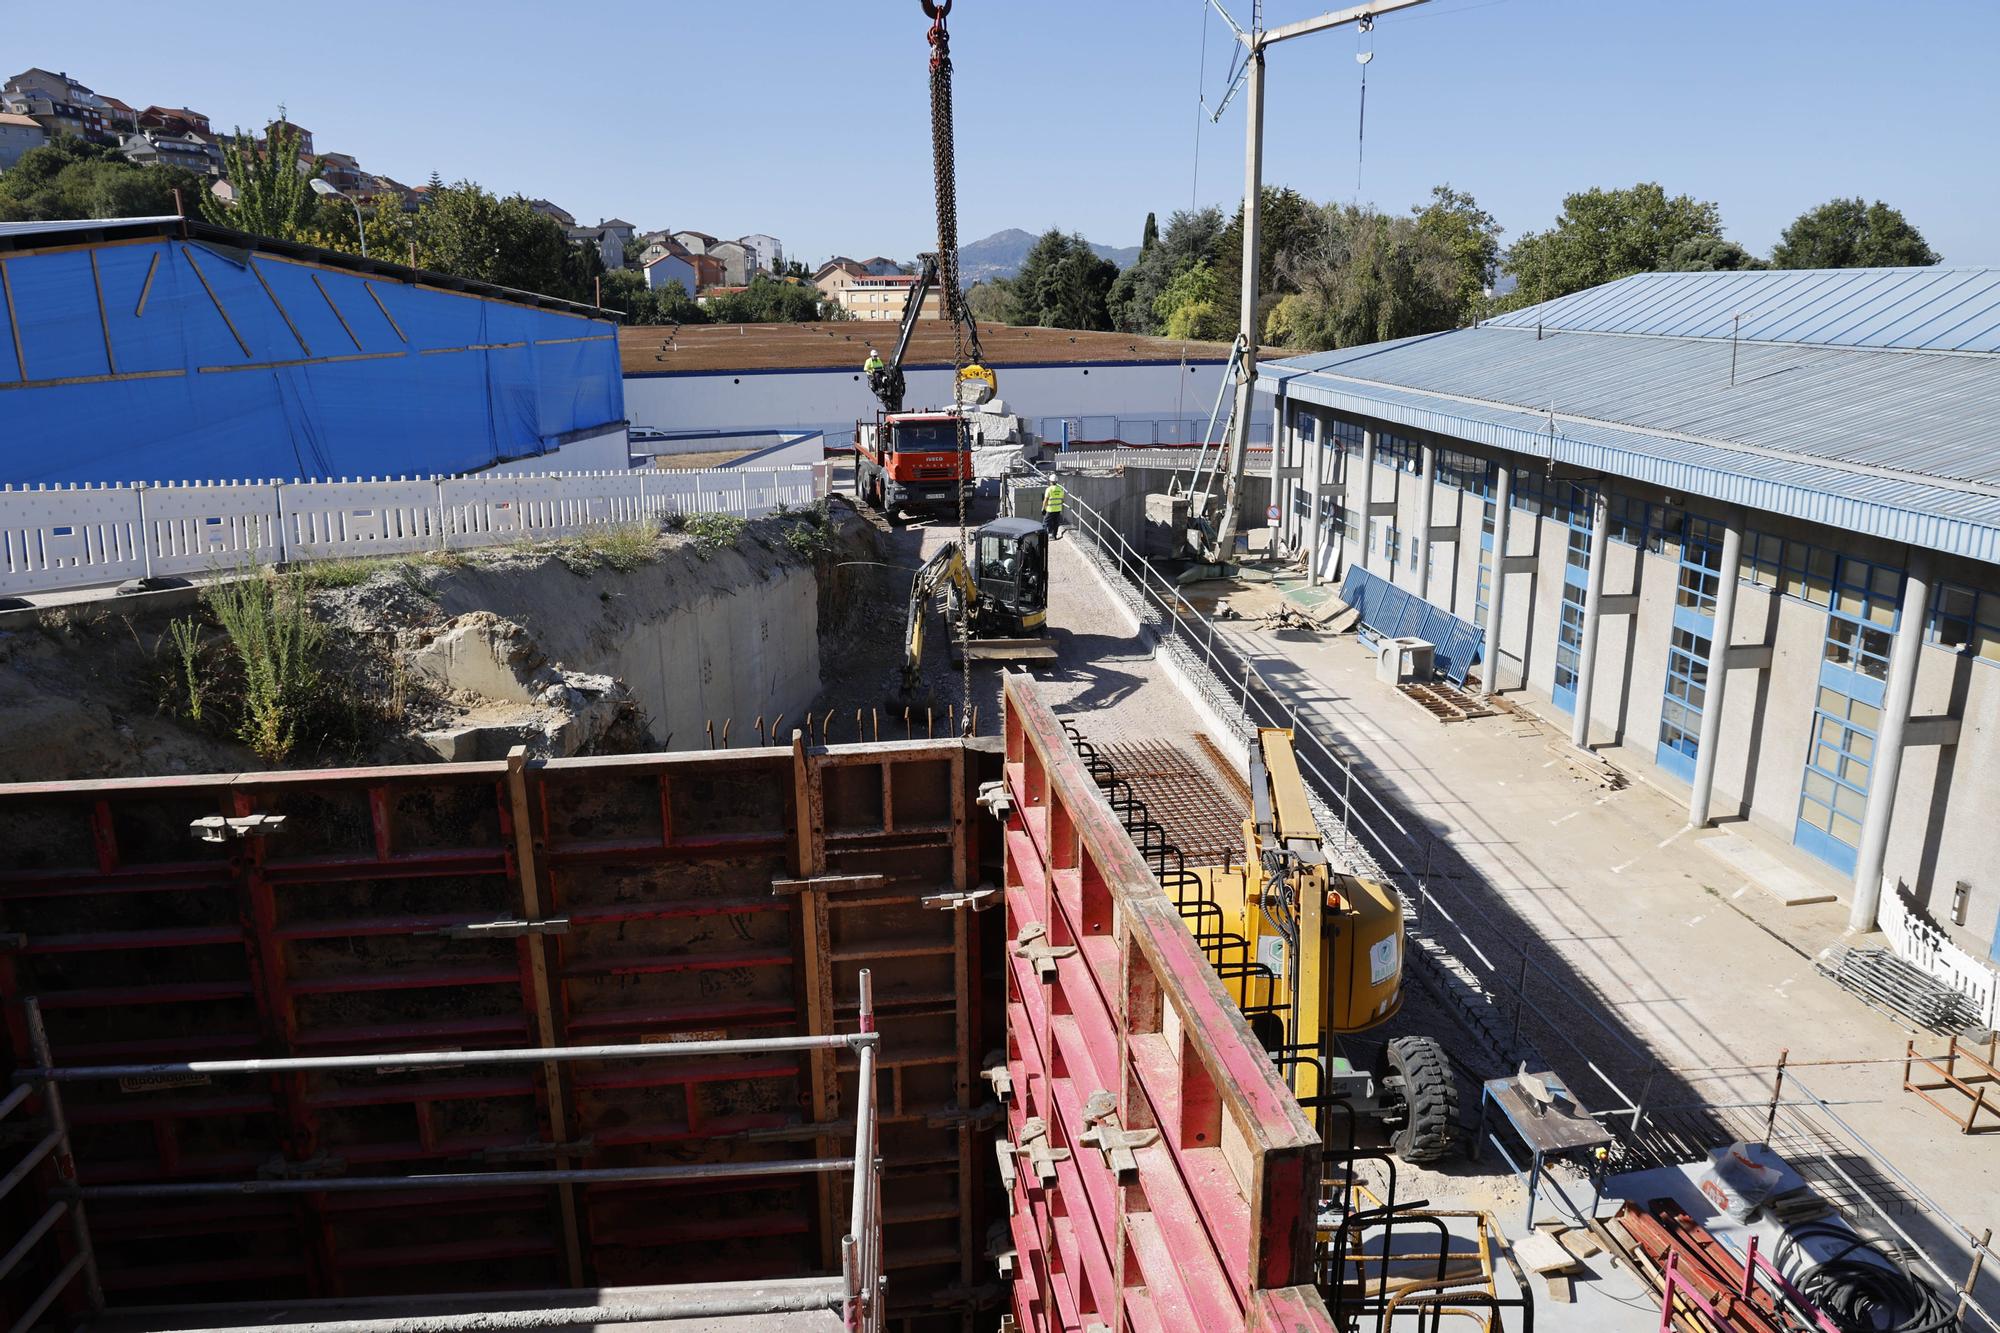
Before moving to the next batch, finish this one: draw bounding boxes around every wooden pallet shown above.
[1398,680,1498,723]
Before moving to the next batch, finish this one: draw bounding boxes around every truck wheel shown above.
[1376,1035,1458,1164]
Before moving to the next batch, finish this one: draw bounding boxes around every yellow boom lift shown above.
[1183,727,1458,1162]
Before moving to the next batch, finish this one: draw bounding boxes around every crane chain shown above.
[928,6,974,735]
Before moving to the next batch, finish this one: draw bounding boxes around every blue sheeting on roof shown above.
[0,224,623,483]
[1261,266,2000,566]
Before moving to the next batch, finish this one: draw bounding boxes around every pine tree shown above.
[1141,212,1159,252]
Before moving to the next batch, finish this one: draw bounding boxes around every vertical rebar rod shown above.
[23,998,102,1312]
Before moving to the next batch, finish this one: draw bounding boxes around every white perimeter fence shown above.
[0,464,830,599]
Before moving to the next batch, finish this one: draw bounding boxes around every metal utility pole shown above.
[1204,0,1430,561]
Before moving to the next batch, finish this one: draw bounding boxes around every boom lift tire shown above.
[1376,1035,1458,1164]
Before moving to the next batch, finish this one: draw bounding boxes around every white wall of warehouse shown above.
[1286,411,2000,966]
[623,361,1262,446]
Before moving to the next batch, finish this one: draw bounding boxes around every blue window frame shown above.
[1657,514,1721,781]
[1377,433,1420,473]
[1383,522,1401,566]
[1743,531,1783,589]
[1607,494,1649,548]
[1822,556,1902,693]
[1928,582,2000,665]
[1795,687,1880,875]
[1657,626,1711,782]
[1552,486,1595,714]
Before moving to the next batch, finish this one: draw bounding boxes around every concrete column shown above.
[1686,515,1744,826]
[1269,398,1290,549]
[1478,462,1511,698]
[1849,547,1934,932]
[1415,438,1438,600]
[1570,487,1611,751]
[1305,413,1324,587]
[1357,426,1377,574]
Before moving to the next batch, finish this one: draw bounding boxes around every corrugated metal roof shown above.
[1260,267,2000,565]
[0,216,182,238]
[1482,267,2000,353]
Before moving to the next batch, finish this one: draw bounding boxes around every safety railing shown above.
[0,463,831,599]
[3,980,885,1333]
[1022,460,1417,886]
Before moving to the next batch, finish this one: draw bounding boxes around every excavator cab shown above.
[970,517,1048,635]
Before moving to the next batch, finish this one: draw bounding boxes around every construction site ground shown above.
[1183,562,2000,1311]
[819,469,1996,1322]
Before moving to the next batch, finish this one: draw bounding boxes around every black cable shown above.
[1775,1222,1960,1333]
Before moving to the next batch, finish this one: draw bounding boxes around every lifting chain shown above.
[927,1,974,735]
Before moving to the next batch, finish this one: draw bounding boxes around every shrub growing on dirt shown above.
[679,512,746,557]
[167,616,208,722]
[204,573,326,763]
[553,522,662,574]
[778,501,836,560]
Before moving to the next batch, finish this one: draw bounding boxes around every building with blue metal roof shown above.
[1255,266,2000,959]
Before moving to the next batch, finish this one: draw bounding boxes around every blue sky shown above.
[19,0,1999,266]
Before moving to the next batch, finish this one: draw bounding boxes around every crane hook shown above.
[921,0,951,17]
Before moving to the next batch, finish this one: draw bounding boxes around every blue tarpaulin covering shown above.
[0,226,623,483]
[1338,564,1483,687]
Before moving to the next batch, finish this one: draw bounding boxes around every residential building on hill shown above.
[265,117,313,156]
[643,242,709,297]
[818,270,940,321]
[2,94,107,143]
[139,106,211,137]
[528,199,576,227]
[318,152,363,192]
[97,95,137,133]
[738,233,783,274]
[814,257,865,283]
[0,113,48,170]
[859,256,903,276]
[671,230,716,255]
[119,129,222,176]
[708,239,752,286]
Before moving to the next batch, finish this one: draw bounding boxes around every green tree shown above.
[1500,182,1722,307]
[708,273,834,323]
[0,137,206,222]
[410,181,599,301]
[295,190,415,260]
[201,120,317,238]
[1411,184,1502,314]
[1770,198,1938,269]
[965,277,1019,324]
[1267,203,1467,351]
[1217,185,1317,306]
[1110,205,1225,334]
[1661,235,1765,272]
[1140,211,1159,252]
[1152,260,1231,341]
[1011,229,1118,329]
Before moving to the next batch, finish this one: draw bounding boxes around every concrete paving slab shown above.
[1700,828,1841,907]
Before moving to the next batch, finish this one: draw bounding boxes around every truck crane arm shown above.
[869,255,941,416]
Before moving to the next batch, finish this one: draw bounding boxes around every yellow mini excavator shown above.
[897,517,1058,707]
[1181,727,1459,1163]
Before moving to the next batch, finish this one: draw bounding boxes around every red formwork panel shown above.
[999,675,1336,1332]
[0,740,987,1329]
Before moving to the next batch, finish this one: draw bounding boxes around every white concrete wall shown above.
[623,360,1251,447]
[1291,408,2000,957]
[484,424,631,475]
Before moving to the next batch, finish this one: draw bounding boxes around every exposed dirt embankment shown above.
[0,504,880,783]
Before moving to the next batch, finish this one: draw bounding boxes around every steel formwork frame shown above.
[997,673,1336,1332]
[3,997,885,1333]
[0,738,984,1330]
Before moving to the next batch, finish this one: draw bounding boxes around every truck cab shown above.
[853,410,972,516]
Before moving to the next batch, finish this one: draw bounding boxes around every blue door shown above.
[1794,557,1901,873]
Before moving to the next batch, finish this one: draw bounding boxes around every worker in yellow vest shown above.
[1042,480,1066,540]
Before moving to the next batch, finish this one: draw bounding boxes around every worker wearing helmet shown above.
[1042,480,1066,540]
[863,347,885,380]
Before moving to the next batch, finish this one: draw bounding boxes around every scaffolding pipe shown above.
[66,1157,852,1200]
[14,1031,874,1084]
[136,1286,848,1333]
[24,997,102,1312]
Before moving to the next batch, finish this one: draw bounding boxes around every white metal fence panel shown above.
[0,484,144,595]
[283,478,443,559]
[144,482,283,579]
[0,465,829,599]
[1883,883,2000,1030]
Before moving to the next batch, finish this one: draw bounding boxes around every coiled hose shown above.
[1777,1223,1960,1332]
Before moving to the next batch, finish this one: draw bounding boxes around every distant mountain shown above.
[957,228,1141,286]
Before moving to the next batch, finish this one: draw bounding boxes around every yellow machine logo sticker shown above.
[1369,934,1399,987]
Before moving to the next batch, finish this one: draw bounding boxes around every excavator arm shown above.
[898,541,975,702]
[869,255,941,415]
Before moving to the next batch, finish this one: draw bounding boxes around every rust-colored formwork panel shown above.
[998,675,1336,1333]
[0,742,988,1329]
